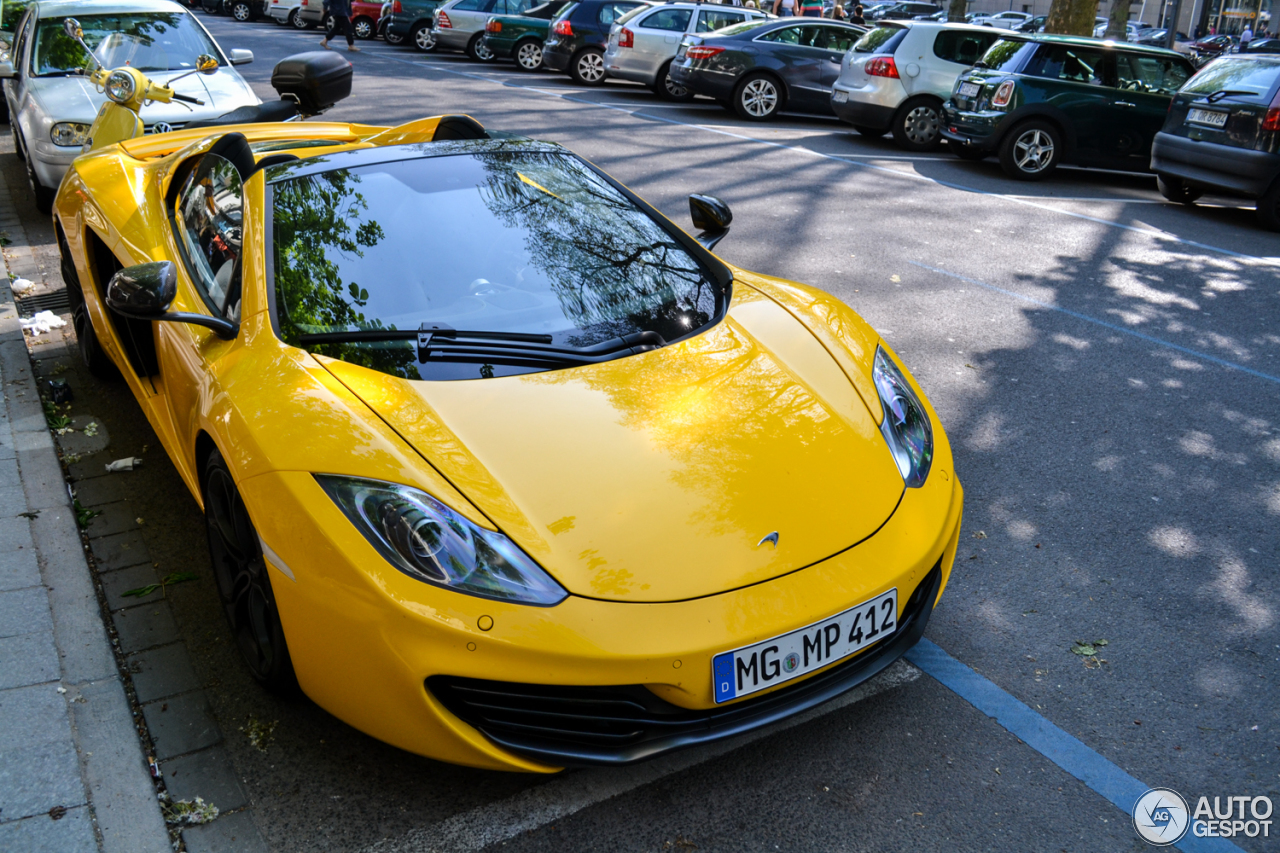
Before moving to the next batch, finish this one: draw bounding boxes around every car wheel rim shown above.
[233,4,249,19]
[664,73,687,98]
[205,466,279,680]
[291,11,307,27]
[903,105,938,144]
[1013,128,1053,172]
[517,43,542,68]
[355,20,371,37]
[741,79,777,117]
[578,52,604,81]
[416,28,435,49]
[475,40,494,60]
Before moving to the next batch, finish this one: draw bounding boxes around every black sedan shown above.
[669,19,866,120]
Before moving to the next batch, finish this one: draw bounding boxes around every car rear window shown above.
[614,3,648,24]
[642,7,691,31]
[932,29,997,65]
[1182,57,1280,99]
[852,25,906,54]
[975,37,1036,71]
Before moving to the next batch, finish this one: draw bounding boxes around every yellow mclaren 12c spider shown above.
[55,112,963,772]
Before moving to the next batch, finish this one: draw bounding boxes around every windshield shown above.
[271,150,721,381]
[1182,57,1280,98]
[31,11,219,76]
[977,37,1035,71]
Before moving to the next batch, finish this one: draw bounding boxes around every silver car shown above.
[1,0,259,213]
[433,0,533,60]
[604,2,766,99]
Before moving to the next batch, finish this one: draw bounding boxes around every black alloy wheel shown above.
[1156,174,1203,206]
[231,1,254,20]
[997,119,1061,180]
[570,48,606,85]
[467,32,496,61]
[353,16,375,38]
[513,38,544,70]
[853,124,886,137]
[1257,179,1280,232]
[203,449,298,693]
[891,96,942,151]
[733,72,783,121]
[412,22,437,51]
[57,227,117,381]
[654,59,693,101]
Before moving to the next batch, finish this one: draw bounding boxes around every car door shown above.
[1107,51,1192,168]
[629,6,692,79]
[811,24,860,90]
[754,24,829,110]
[1018,42,1114,164]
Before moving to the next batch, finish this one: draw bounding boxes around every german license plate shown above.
[1187,108,1228,127]
[832,89,848,103]
[712,588,897,703]
[958,81,980,98]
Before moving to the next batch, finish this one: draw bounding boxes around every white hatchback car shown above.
[603,2,767,100]
[1,0,259,212]
[829,21,998,150]
[971,10,1031,29]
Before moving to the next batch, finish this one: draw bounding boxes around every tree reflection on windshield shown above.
[33,13,218,75]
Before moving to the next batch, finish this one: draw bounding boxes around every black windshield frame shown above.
[263,141,734,380]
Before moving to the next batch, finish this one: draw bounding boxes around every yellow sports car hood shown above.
[321,286,904,603]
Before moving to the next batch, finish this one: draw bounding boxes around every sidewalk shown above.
[0,255,170,846]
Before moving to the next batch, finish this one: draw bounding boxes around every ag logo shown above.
[1133,788,1190,845]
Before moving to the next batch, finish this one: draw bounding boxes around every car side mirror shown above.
[198,53,221,73]
[228,49,254,66]
[0,60,14,79]
[106,261,238,339]
[689,193,732,250]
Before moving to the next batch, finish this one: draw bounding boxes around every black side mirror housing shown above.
[106,261,238,339]
[689,194,732,250]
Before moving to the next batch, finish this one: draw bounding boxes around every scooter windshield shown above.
[31,11,220,77]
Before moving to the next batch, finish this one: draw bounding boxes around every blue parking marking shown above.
[906,639,1245,853]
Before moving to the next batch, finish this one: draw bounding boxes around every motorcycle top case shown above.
[270,52,353,114]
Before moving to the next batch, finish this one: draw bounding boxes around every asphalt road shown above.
[12,10,1280,851]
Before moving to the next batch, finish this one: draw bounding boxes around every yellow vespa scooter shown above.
[60,17,219,152]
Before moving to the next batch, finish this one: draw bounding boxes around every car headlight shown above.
[872,346,933,488]
[315,475,568,605]
[50,122,91,147]
[105,70,136,104]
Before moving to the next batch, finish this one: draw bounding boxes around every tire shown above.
[569,47,606,85]
[890,97,942,151]
[733,72,783,121]
[1256,179,1280,232]
[513,38,544,71]
[653,59,693,101]
[203,449,299,695]
[1156,174,1202,206]
[20,132,55,214]
[412,22,436,51]
[997,119,1061,181]
[853,124,886,137]
[58,227,118,381]
[230,1,253,21]
[353,16,374,38]
[467,32,495,61]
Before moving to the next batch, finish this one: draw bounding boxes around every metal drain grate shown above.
[14,288,71,318]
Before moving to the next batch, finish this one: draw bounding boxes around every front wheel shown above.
[733,73,783,121]
[890,97,942,151]
[1156,174,1202,206]
[570,48,606,85]
[204,449,299,694]
[514,39,544,71]
[467,32,495,61]
[58,227,117,381]
[230,1,253,20]
[998,119,1061,181]
[653,59,693,101]
[353,16,374,38]
[412,23,436,51]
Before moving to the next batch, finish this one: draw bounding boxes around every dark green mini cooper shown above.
[941,34,1195,180]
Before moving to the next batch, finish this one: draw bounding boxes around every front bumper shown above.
[241,453,963,771]
[1150,131,1280,199]
[29,142,80,189]
[940,103,1007,153]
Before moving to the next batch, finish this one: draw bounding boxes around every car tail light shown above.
[1264,88,1280,132]
[393,0,402,11]
[438,11,452,27]
[618,27,634,47]
[865,57,899,78]
[553,19,573,36]
[685,45,725,60]
[486,18,501,31]
[991,80,1015,108]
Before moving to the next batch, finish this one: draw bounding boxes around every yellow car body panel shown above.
[54,117,964,771]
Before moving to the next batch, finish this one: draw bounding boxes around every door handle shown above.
[1113,101,1136,107]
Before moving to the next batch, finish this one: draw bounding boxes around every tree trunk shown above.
[948,0,967,23]
[1105,0,1132,37]
[1045,0,1099,34]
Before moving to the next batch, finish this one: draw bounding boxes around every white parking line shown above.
[358,660,919,853]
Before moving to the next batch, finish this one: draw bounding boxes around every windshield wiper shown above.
[1202,89,1253,102]
[297,323,666,367]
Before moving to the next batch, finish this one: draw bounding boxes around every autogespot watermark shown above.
[1132,787,1274,845]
